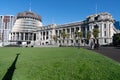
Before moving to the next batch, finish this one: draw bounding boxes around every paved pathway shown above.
[83,46,120,63]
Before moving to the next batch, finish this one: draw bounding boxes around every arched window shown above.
[104,24,106,29]
[94,25,99,29]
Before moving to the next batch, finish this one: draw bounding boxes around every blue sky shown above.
[0,0,120,25]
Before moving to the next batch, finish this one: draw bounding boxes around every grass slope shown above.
[0,47,120,80]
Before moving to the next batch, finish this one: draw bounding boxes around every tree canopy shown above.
[93,28,99,39]
[113,33,120,46]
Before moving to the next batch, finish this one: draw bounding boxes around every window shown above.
[67,29,70,33]
[71,40,73,43]
[71,28,74,32]
[87,26,89,31]
[46,31,48,35]
[46,36,48,40]
[43,32,45,35]
[25,33,28,40]
[63,29,65,31]
[104,39,107,43]
[95,16,98,21]
[76,27,79,31]
[43,37,45,40]
[104,24,106,29]
[56,30,58,34]
[67,40,69,44]
[21,33,23,40]
[94,25,99,28]
[59,40,61,44]
[104,31,107,36]
[76,40,78,43]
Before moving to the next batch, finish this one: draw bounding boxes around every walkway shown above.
[83,46,120,63]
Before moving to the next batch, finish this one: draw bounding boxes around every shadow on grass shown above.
[2,53,20,80]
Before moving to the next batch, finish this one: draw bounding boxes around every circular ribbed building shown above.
[10,11,42,45]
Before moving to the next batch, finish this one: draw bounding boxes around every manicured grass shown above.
[0,47,120,80]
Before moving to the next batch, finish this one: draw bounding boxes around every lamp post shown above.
[78,30,80,49]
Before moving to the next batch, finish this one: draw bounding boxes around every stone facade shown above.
[9,11,42,46]
[9,12,117,46]
[35,12,117,46]
[86,12,117,45]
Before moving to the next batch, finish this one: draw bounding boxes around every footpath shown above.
[83,46,120,63]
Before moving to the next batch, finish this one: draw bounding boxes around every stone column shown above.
[19,32,21,40]
[98,24,101,38]
[23,33,25,41]
[28,33,30,41]
[101,23,104,37]
[15,33,17,41]
[65,28,68,45]
[79,26,81,32]
[74,27,76,32]
[32,33,34,41]
[11,33,13,40]
[109,23,111,38]
[45,31,46,41]
[109,23,113,38]
[39,32,41,41]
[107,22,109,38]
[85,26,87,38]
[69,28,71,39]
[101,22,104,45]
[91,24,94,38]
[42,31,44,41]
[110,23,113,43]
[100,23,102,38]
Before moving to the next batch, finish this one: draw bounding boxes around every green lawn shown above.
[0,47,120,80]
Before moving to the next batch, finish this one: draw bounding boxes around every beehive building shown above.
[9,11,42,45]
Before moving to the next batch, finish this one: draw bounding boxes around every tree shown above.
[78,31,83,46]
[74,31,78,44]
[113,33,120,47]
[79,32,83,39]
[93,28,99,39]
[66,33,70,44]
[92,28,99,48]
[53,35,58,44]
[61,30,67,45]
[86,31,91,44]
[74,30,83,46]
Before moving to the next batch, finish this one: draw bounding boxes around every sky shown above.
[0,0,120,25]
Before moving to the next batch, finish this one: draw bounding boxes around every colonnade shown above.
[10,32,35,41]
[36,25,88,46]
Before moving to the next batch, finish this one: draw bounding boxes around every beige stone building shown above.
[9,11,117,47]
[35,12,117,46]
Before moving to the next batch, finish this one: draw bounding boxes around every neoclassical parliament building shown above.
[0,11,118,47]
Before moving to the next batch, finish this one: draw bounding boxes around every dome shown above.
[17,11,42,21]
